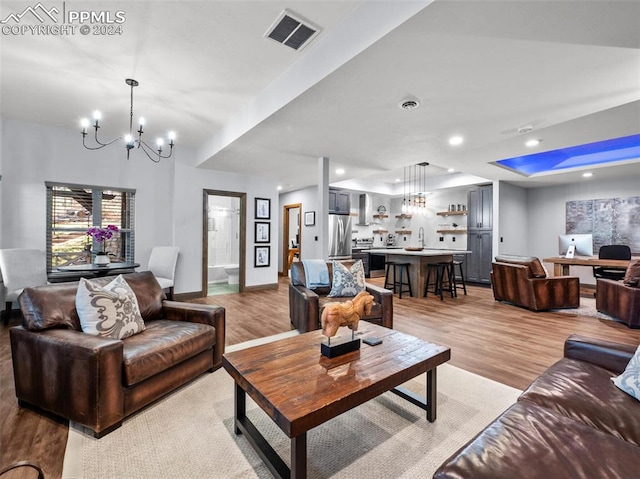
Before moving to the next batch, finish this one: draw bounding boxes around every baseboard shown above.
[243,282,278,292]
[173,291,203,301]
[174,282,278,300]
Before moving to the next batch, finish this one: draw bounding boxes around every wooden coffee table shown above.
[223,322,451,479]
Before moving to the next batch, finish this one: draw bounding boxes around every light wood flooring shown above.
[2,277,639,478]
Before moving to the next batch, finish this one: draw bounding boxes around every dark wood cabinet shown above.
[328,188,351,215]
[468,186,492,230]
[466,231,493,284]
[467,185,493,284]
[352,250,370,277]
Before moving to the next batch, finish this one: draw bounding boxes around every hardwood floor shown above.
[2,277,639,478]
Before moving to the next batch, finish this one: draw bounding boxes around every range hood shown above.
[356,194,371,226]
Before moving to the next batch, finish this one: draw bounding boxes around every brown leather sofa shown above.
[10,271,225,437]
[596,278,640,328]
[289,260,393,333]
[434,335,640,478]
[491,255,580,311]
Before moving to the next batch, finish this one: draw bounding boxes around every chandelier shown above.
[401,162,429,215]
[80,79,175,163]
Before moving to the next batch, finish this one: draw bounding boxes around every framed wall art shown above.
[304,211,315,226]
[255,221,270,243]
[255,197,271,220]
[255,246,270,267]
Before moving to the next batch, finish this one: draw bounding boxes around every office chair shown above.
[593,245,631,281]
[147,246,180,299]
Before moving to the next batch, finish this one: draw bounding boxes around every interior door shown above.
[282,203,301,275]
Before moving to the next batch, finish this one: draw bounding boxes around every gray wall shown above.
[527,175,640,283]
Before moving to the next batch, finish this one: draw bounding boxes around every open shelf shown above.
[437,211,467,216]
[395,214,412,219]
[373,229,389,234]
[373,214,389,219]
[436,229,467,234]
[395,230,412,234]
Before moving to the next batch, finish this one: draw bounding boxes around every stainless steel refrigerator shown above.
[328,213,352,259]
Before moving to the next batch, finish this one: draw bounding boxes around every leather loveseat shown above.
[491,255,580,311]
[434,335,640,478]
[10,271,225,437]
[289,260,393,333]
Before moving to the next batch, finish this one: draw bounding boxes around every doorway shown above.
[202,189,246,296]
[282,203,301,275]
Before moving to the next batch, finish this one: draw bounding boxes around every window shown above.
[46,182,135,271]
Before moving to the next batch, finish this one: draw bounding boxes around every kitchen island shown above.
[368,248,471,298]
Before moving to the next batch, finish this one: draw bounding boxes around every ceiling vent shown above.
[264,9,321,51]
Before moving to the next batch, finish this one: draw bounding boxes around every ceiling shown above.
[1,0,639,194]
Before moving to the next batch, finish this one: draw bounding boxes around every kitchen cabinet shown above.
[467,185,493,284]
[466,230,492,284]
[352,249,370,277]
[467,186,492,230]
[328,188,351,214]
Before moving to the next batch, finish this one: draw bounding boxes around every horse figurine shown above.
[321,291,375,338]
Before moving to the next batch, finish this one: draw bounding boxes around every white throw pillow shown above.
[328,260,366,297]
[612,345,640,401]
[76,275,145,339]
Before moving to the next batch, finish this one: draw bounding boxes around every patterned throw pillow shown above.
[612,345,640,401]
[76,275,146,339]
[327,260,366,297]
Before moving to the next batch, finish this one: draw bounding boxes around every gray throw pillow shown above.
[328,260,366,297]
[76,275,145,339]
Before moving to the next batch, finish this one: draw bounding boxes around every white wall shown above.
[1,118,279,294]
[1,118,173,253]
[278,186,321,271]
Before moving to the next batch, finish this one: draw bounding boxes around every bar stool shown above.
[424,262,454,300]
[384,261,412,298]
[451,260,467,296]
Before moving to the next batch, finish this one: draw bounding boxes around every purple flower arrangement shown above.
[87,224,120,242]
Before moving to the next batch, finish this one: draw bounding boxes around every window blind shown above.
[45,182,136,271]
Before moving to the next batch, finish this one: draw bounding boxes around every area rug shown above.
[62,334,521,479]
[552,296,616,321]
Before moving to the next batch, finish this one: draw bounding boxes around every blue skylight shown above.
[494,134,640,176]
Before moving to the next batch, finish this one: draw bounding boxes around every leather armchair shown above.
[491,255,580,311]
[596,278,640,328]
[10,271,225,437]
[289,260,393,333]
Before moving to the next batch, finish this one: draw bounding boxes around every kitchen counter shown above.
[368,248,471,297]
[368,248,470,256]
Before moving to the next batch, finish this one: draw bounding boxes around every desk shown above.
[543,256,634,276]
[51,262,140,282]
[368,249,471,297]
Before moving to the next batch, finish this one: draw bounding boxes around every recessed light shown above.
[394,178,401,182]
[525,139,541,147]
[336,168,345,175]
[449,136,464,146]
[583,172,593,178]
[398,97,420,110]
[277,186,282,191]
[447,168,455,173]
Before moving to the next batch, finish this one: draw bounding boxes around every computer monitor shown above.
[558,234,594,257]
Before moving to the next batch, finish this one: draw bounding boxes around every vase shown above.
[94,252,110,265]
